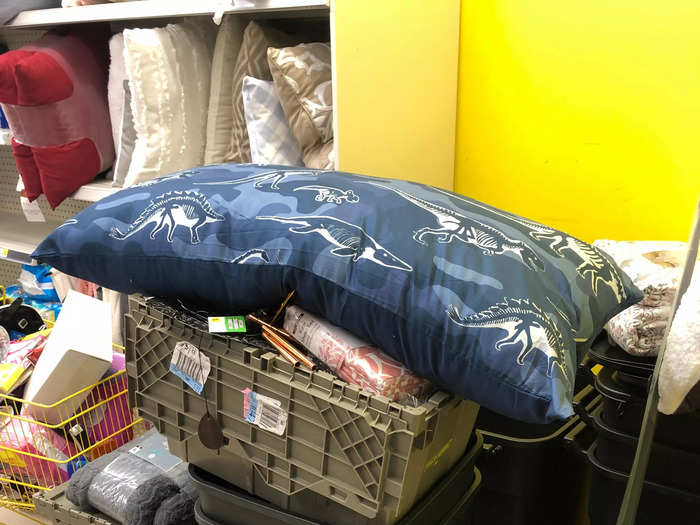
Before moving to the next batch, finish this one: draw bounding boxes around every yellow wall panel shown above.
[455,1,700,241]
[333,0,460,190]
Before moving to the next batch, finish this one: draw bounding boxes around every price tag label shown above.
[242,388,287,436]
[0,248,7,258]
[208,315,246,333]
[169,341,211,394]
[20,195,45,223]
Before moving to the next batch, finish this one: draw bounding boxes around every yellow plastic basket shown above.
[0,287,144,510]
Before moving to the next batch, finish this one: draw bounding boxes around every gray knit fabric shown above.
[65,448,122,508]
[153,489,197,525]
[66,429,158,509]
[123,472,180,525]
[65,429,196,524]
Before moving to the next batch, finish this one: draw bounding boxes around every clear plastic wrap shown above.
[284,305,431,402]
[67,428,194,525]
[87,453,169,523]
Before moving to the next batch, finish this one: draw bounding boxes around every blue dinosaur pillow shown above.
[33,164,641,423]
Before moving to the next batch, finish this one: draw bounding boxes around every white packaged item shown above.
[122,22,213,187]
[23,291,112,424]
[658,271,700,414]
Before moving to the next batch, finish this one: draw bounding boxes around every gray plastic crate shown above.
[33,482,115,525]
[125,295,480,524]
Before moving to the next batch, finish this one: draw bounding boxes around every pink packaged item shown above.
[73,351,133,459]
[283,306,431,402]
[0,407,82,487]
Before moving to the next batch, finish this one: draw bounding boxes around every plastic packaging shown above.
[68,428,193,525]
[593,240,691,356]
[88,453,178,524]
[71,352,134,459]
[283,305,431,402]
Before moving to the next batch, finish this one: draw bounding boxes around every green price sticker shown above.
[208,316,246,333]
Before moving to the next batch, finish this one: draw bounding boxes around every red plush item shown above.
[11,138,42,201]
[0,28,113,209]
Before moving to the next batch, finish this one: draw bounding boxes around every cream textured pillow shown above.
[122,24,213,187]
[227,21,296,164]
[165,22,213,167]
[242,76,302,166]
[267,42,334,169]
[205,15,245,165]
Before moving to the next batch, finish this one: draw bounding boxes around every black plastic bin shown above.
[591,405,700,494]
[190,431,484,525]
[193,470,481,525]
[587,440,700,525]
[596,364,700,452]
[472,384,600,525]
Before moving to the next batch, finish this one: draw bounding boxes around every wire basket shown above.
[0,357,144,509]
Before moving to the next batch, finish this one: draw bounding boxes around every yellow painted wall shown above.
[333,0,460,190]
[456,1,700,241]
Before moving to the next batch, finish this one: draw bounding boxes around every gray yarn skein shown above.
[153,488,196,525]
[66,429,159,509]
[153,463,198,525]
[65,448,122,509]
[123,473,180,525]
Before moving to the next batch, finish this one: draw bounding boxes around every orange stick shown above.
[262,327,316,370]
[262,330,300,367]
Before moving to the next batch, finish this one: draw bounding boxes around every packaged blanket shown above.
[67,429,195,525]
[284,305,431,402]
[594,240,691,356]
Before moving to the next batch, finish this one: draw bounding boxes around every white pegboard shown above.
[0,28,46,50]
[0,148,91,223]
[0,259,18,286]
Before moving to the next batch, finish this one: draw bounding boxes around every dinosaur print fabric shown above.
[33,164,641,423]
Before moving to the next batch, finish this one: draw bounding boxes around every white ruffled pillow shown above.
[242,76,302,166]
[122,23,213,187]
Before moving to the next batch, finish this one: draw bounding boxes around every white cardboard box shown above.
[24,290,112,424]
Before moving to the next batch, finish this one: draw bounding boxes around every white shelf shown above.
[69,178,119,202]
[0,212,59,265]
[4,0,329,29]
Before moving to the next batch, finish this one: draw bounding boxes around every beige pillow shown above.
[227,21,295,164]
[204,15,245,165]
[267,42,334,169]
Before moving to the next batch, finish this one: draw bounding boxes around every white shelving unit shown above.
[0,212,59,265]
[4,0,329,29]
[68,179,119,202]
[0,0,330,279]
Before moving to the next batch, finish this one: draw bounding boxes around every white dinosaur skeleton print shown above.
[364,182,544,272]
[256,215,413,272]
[200,170,319,190]
[433,188,627,301]
[109,191,224,245]
[232,249,270,264]
[57,218,78,229]
[447,298,570,381]
[293,185,360,204]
